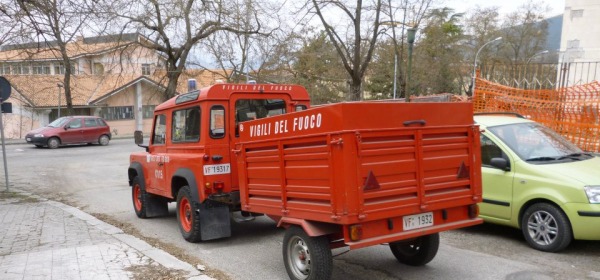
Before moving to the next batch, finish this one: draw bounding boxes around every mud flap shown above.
[146,194,169,218]
[198,202,231,241]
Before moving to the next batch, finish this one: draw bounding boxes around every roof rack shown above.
[474,112,526,119]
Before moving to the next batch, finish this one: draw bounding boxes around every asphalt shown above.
[0,190,213,280]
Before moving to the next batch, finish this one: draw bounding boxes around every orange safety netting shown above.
[473,78,600,153]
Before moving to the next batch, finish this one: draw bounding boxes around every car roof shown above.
[474,114,534,128]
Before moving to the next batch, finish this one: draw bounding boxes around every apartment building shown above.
[0,33,226,139]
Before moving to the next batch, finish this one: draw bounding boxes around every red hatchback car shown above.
[25,116,112,149]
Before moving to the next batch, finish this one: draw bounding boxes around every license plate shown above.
[203,164,231,175]
[403,212,434,230]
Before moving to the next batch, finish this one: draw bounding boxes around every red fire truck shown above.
[129,83,482,280]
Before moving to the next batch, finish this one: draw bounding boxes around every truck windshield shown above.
[488,122,585,161]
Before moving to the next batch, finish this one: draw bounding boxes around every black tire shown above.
[131,177,148,218]
[47,137,60,149]
[521,203,572,252]
[98,135,110,146]
[176,186,202,242]
[283,226,332,280]
[389,233,440,266]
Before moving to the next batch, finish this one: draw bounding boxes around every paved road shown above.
[3,139,600,279]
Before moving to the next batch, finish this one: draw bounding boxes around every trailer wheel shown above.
[176,186,202,242]
[131,177,147,218]
[389,233,439,266]
[283,226,332,280]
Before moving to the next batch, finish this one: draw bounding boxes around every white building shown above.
[559,0,600,86]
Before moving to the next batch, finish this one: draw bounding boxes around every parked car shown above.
[475,113,600,252]
[25,116,112,149]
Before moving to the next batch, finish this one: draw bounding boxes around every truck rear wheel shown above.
[389,233,439,266]
[283,226,332,280]
[177,186,202,242]
[132,177,148,218]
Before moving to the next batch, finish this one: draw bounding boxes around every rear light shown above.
[468,204,479,219]
[204,182,212,194]
[203,154,210,161]
[213,181,225,191]
[349,225,363,241]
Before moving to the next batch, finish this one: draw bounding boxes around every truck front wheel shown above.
[389,233,439,266]
[176,186,202,242]
[283,226,332,280]
[132,177,147,218]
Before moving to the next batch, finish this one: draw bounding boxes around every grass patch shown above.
[0,191,40,204]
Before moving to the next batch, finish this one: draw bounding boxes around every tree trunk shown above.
[348,78,362,101]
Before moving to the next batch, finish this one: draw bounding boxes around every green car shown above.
[475,113,600,252]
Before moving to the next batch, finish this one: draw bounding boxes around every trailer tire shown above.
[283,226,332,280]
[176,186,202,243]
[389,233,439,266]
[131,177,148,218]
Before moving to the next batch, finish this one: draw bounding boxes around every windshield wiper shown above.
[526,156,558,162]
[557,153,592,160]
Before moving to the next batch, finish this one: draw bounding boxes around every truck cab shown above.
[129,84,310,240]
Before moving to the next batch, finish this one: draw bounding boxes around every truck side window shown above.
[172,107,201,143]
[295,105,307,111]
[235,99,286,137]
[152,114,166,145]
[480,134,507,167]
[210,106,225,139]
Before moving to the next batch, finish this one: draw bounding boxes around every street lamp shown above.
[57,82,63,119]
[470,36,502,96]
[526,50,549,65]
[380,20,404,99]
[405,27,417,102]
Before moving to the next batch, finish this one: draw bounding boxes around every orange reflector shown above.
[457,162,470,179]
[363,171,381,191]
[349,225,363,241]
[468,204,479,219]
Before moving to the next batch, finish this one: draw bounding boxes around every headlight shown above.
[584,186,600,204]
[34,134,44,137]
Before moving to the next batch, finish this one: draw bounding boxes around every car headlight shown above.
[34,134,44,137]
[584,186,600,204]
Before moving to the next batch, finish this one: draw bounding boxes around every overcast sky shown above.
[442,0,565,17]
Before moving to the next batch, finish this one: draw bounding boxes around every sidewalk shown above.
[0,190,212,280]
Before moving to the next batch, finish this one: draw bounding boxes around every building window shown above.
[94,63,104,75]
[99,106,134,120]
[142,105,155,119]
[142,64,151,75]
[32,63,51,75]
[55,62,66,75]
[20,64,29,74]
[0,64,9,75]
[172,107,200,142]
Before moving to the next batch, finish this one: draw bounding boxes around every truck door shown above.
[147,114,168,195]
[204,105,232,192]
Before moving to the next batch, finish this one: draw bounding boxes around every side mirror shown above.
[490,157,510,171]
[134,130,144,145]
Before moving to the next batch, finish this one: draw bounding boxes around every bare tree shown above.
[308,0,383,101]
[499,1,550,64]
[13,0,96,114]
[100,0,263,98]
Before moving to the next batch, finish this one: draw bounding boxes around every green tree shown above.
[498,1,550,64]
[411,8,464,94]
[291,32,345,105]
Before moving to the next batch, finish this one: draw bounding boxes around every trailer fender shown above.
[172,168,201,203]
[128,162,145,187]
[276,217,339,237]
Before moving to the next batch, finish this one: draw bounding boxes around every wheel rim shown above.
[286,236,311,279]
[48,138,59,148]
[179,197,193,232]
[100,136,109,145]
[133,184,142,211]
[526,210,558,246]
